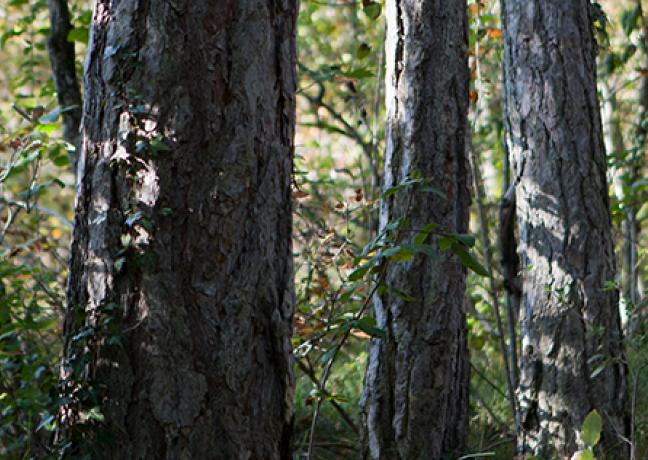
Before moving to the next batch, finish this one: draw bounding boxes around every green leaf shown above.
[31,318,55,331]
[363,2,382,20]
[150,135,171,154]
[52,155,70,167]
[382,185,404,198]
[401,243,437,259]
[320,345,338,365]
[67,27,89,44]
[342,68,374,79]
[453,233,476,248]
[419,185,446,198]
[413,223,438,245]
[345,317,386,339]
[581,409,602,447]
[439,236,454,252]
[451,243,489,277]
[382,177,423,198]
[349,263,371,281]
[387,249,414,262]
[356,43,371,59]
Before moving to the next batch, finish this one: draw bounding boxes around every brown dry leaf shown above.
[292,190,309,199]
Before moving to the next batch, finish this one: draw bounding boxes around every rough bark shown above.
[361,1,470,458]
[501,1,629,457]
[46,0,82,163]
[58,1,297,458]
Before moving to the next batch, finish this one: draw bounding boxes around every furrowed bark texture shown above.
[502,1,628,457]
[60,1,297,458]
[361,1,470,458]
[47,0,82,160]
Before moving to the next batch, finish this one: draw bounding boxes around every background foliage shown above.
[0,1,645,458]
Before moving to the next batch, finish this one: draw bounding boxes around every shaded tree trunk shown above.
[58,1,297,458]
[502,1,629,457]
[46,0,82,164]
[361,1,470,458]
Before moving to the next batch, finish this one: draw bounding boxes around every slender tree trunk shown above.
[502,1,628,457]
[626,3,647,315]
[46,0,82,164]
[361,1,470,458]
[58,1,297,458]
[602,83,640,322]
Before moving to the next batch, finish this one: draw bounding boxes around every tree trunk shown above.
[46,0,82,165]
[58,1,297,458]
[502,1,628,457]
[361,1,470,458]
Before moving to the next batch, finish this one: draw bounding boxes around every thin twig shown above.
[470,6,519,433]
[296,358,359,435]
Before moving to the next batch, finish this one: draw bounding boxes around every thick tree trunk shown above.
[361,1,470,458]
[502,1,628,457]
[58,1,297,458]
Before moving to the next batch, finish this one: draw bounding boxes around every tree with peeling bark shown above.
[57,1,297,458]
[361,1,471,458]
[502,1,629,457]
